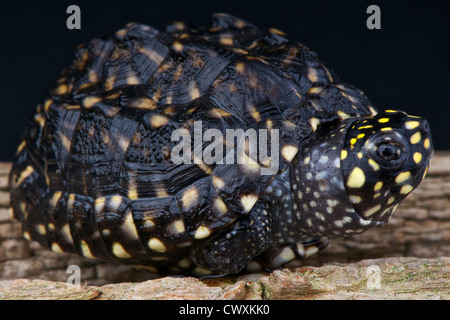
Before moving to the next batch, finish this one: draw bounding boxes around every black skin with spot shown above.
[341,110,434,221]
[8,14,434,276]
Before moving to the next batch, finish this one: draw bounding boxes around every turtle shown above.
[9,13,434,276]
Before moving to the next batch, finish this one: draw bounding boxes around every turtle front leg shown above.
[190,200,273,275]
[245,237,329,272]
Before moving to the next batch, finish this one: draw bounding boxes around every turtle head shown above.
[290,110,433,238]
[341,110,434,221]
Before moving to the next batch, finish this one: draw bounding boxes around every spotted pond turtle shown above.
[9,14,434,275]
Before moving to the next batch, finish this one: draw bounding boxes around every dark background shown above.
[1,0,449,161]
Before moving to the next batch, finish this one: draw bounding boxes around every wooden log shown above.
[0,257,448,300]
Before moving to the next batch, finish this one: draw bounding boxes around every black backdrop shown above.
[1,0,449,161]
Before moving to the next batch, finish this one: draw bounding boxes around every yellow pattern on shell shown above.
[112,242,132,258]
[148,238,167,253]
[194,225,212,239]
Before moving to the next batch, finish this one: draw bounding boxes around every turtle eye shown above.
[371,140,407,168]
[376,143,401,161]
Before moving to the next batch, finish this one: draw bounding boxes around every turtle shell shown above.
[9,13,378,274]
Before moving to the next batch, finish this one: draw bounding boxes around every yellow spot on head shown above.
[424,138,430,149]
[380,127,392,132]
[400,184,414,195]
[413,152,422,164]
[340,150,348,160]
[148,238,167,253]
[378,118,390,123]
[385,110,398,113]
[405,121,420,130]
[194,225,212,239]
[374,181,383,191]
[347,167,366,188]
[410,131,421,144]
[422,165,429,180]
[368,158,380,171]
[364,204,381,217]
[395,171,411,184]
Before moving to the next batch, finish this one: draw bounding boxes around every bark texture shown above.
[0,257,448,300]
